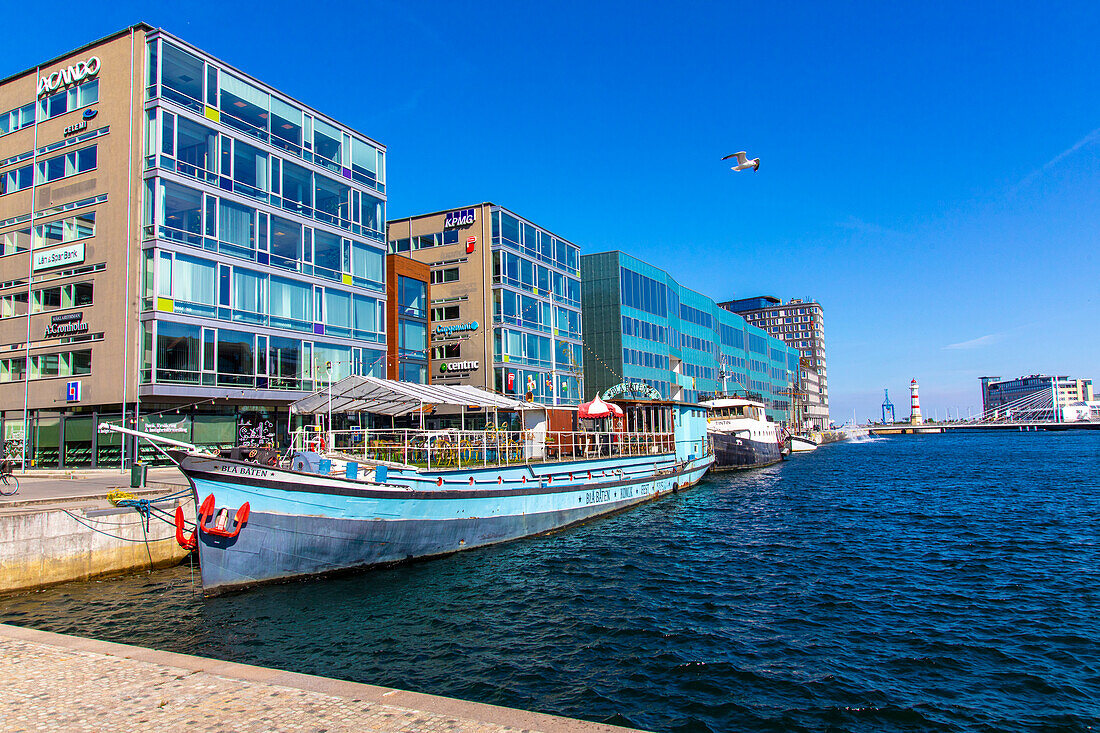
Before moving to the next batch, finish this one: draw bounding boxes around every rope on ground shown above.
[108,488,195,531]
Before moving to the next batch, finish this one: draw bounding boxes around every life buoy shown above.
[436,477,443,487]
[468,476,475,485]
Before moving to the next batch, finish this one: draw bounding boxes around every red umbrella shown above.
[578,395,612,419]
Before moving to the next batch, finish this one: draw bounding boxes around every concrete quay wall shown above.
[0,499,191,592]
[0,623,643,733]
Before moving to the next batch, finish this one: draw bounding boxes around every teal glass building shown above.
[581,251,799,422]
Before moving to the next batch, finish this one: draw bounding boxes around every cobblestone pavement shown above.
[0,626,638,733]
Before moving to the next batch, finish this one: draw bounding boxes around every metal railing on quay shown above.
[290,428,679,471]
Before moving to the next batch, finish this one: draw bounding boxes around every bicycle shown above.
[0,460,18,497]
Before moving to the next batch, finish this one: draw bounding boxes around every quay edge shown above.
[0,623,647,733]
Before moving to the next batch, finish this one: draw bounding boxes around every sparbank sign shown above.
[37,56,101,97]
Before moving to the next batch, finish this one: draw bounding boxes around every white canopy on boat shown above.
[289,375,540,417]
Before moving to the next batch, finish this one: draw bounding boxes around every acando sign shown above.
[37,56,101,97]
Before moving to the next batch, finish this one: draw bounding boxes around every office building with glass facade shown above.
[385,254,429,383]
[720,296,829,430]
[0,25,389,467]
[388,204,583,405]
[581,252,799,422]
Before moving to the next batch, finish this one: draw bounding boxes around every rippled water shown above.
[3,432,1099,732]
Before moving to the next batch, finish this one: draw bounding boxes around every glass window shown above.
[350,240,383,282]
[399,363,425,383]
[219,73,269,136]
[2,164,33,195]
[160,180,203,240]
[500,213,520,244]
[176,116,218,174]
[73,282,93,307]
[269,96,302,153]
[219,199,256,251]
[156,320,201,383]
[313,117,341,170]
[268,336,301,387]
[314,343,352,382]
[350,137,377,183]
[281,160,312,212]
[398,276,426,317]
[269,215,301,270]
[160,42,204,107]
[269,275,311,329]
[353,294,379,334]
[232,268,265,318]
[217,329,254,376]
[359,192,383,235]
[313,229,341,279]
[324,289,351,334]
[172,253,216,307]
[71,349,91,375]
[232,139,268,191]
[398,321,426,354]
[314,174,349,224]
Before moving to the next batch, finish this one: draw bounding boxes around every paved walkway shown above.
[0,468,186,513]
[0,624,639,733]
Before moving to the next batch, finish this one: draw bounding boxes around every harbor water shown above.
[2,431,1097,732]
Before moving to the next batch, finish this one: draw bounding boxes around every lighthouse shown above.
[909,379,923,425]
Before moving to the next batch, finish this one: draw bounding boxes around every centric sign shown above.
[439,360,479,373]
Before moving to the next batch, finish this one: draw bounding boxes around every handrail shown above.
[289,427,696,471]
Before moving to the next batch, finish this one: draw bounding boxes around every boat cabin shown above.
[701,398,767,422]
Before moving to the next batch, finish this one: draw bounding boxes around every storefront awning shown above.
[289,375,539,416]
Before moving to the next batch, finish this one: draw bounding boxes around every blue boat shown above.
[171,377,715,595]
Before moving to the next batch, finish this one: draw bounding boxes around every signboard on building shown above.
[444,208,476,228]
[44,312,88,338]
[33,242,85,272]
[602,382,661,400]
[66,380,81,402]
[440,360,479,374]
[238,414,275,447]
[37,56,101,97]
[466,236,477,254]
[63,120,88,136]
[433,320,479,338]
[141,415,191,436]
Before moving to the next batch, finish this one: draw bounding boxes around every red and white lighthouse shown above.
[909,378,923,425]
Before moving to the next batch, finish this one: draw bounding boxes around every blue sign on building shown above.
[444,208,476,228]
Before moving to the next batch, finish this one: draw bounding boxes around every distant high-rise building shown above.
[719,296,828,431]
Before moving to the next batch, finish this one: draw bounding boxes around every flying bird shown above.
[722,151,760,172]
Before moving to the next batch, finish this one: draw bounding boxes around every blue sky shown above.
[7,1,1097,421]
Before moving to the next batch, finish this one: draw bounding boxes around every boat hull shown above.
[709,431,783,470]
[180,452,713,595]
[789,435,818,452]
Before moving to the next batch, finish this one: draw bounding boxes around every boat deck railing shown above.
[290,428,677,470]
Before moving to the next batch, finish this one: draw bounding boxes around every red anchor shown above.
[196,494,251,538]
[174,506,196,550]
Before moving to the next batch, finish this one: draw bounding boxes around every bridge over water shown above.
[869,386,1100,435]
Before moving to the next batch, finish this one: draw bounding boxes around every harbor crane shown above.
[881,388,896,423]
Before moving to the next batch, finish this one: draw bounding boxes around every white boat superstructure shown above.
[699,397,784,469]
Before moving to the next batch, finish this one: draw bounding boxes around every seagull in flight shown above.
[722,151,760,172]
